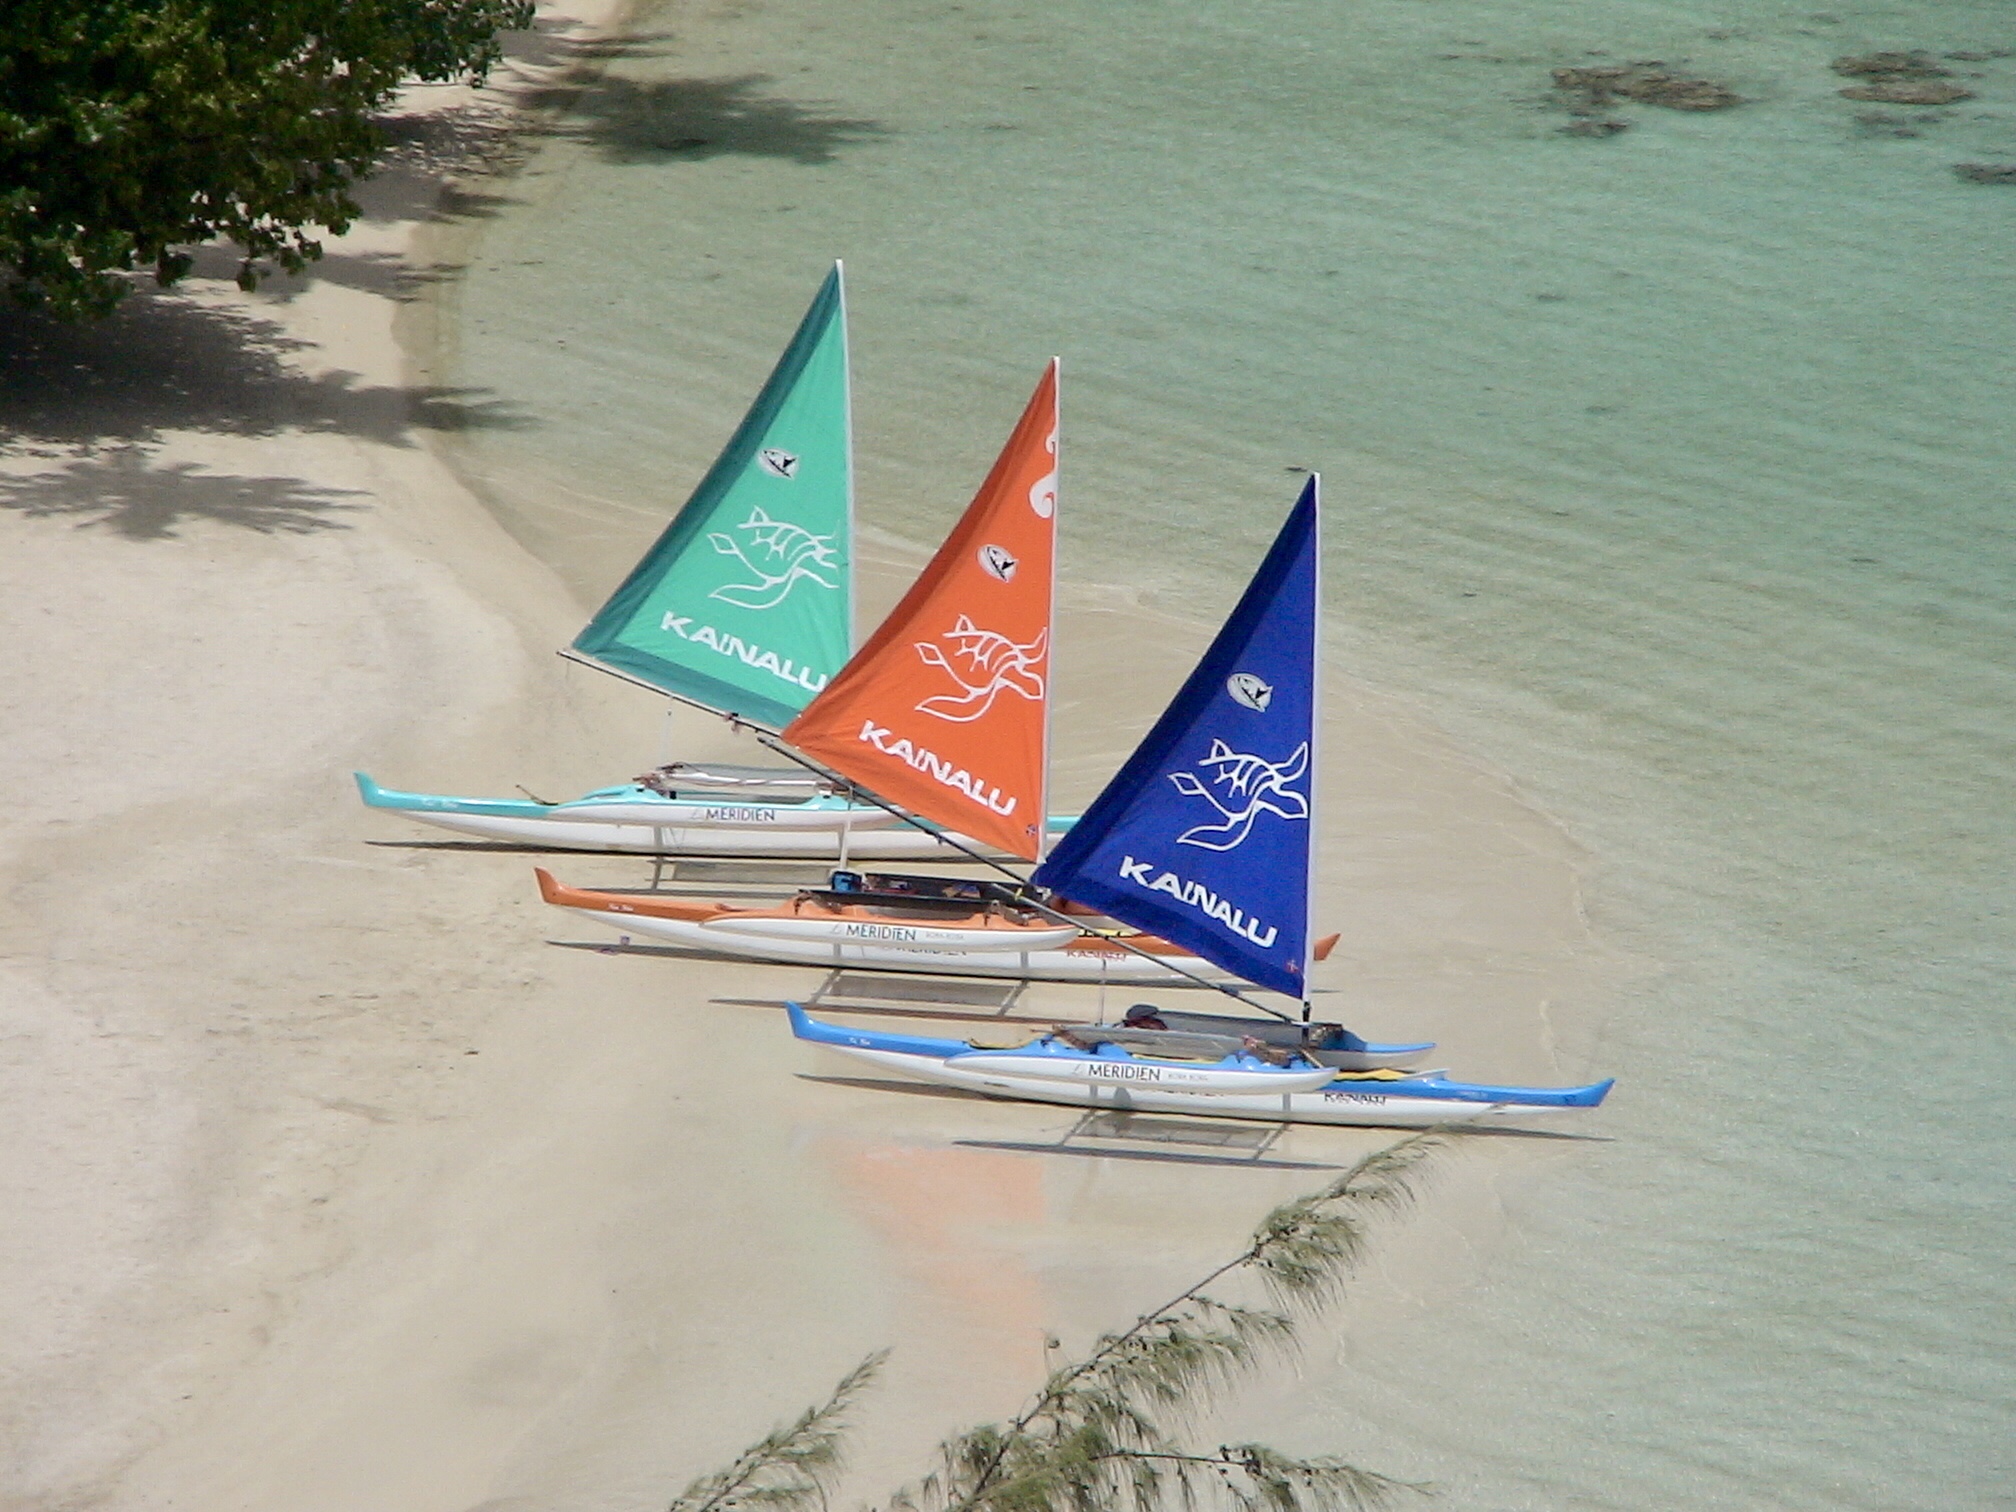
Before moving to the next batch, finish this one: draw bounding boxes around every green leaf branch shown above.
[669,1350,889,1512]
[1,0,537,319]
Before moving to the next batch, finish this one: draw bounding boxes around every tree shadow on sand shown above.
[0,290,530,455]
[258,249,471,304]
[0,445,365,540]
[537,71,889,166]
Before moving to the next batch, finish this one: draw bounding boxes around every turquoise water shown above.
[443,0,2015,1505]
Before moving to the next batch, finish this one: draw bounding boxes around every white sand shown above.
[0,7,1622,1507]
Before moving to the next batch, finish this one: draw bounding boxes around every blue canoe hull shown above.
[788,1004,1613,1129]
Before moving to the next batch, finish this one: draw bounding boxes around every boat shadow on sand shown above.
[544,937,1232,988]
[366,841,833,894]
[366,838,820,865]
[367,838,598,855]
[544,938,839,964]
[799,1076,1610,1168]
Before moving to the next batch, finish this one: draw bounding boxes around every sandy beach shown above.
[0,7,1621,1508]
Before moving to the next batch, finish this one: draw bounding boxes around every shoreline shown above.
[0,5,1624,1507]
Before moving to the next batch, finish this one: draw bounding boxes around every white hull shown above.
[390,806,996,858]
[712,916,1080,952]
[944,1050,1337,1096]
[538,800,905,831]
[822,1044,1560,1128]
[557,906,1233,983]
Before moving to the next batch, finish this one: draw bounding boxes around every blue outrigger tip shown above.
[786,1001,970,1058]
[1488,1076,1614,1108]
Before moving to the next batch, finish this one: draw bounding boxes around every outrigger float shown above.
[536,865,1340,982]
[789,1004,1614,1129]
[357,266,1075,860]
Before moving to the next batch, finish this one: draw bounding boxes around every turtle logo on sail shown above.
[1168,739,1309,851]
[707,504,840,611]
[913,615,1047,723]
[758,448,800,479]
[978,544,1019,582]
[1226,672,1273,712]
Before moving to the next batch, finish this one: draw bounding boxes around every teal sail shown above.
[572,265,853,729]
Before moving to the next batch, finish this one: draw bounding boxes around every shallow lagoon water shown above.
[441,0,2015,1504]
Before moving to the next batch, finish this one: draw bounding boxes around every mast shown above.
[1302,472,1321,1022]
[1036,357,1060,864]
[835,260,858,653]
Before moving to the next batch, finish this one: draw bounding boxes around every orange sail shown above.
[784,361,1058,860]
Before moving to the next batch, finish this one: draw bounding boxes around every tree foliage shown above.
[669,1351,889,1512]
[0,0,536,320]
[683,1134,1451,1512]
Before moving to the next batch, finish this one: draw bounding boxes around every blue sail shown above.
[1034,478,1318,997]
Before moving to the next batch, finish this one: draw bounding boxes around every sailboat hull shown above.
[551,902,1235,982]
[790,1007,1614,1129]
[357,773,1066,859]
[375,806,995,858]
[824,1044,1598,1126]
[943,1047,1339,1096]
[534,868,1235,983]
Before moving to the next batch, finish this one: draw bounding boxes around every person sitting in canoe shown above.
[636,766,680,797]
[1239,1035,1295,1067]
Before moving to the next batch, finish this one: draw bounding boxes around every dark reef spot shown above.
[1833,50,1951,79]
[1840,81,1973,104]
[1560,117,1631,137]
[1552,63,1742,112]
[1832,52,1973,104]
[1854,111,1932,137]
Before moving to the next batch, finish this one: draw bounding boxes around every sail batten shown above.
[1033,478,1319,996]
[571,265,853,731]
[784,361,1060,861]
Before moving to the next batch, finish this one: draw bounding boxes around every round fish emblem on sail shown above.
[1226,672,1273,712]
[758,448,801,479]
[978,544,1019,582]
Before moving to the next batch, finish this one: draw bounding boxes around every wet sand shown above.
[0,6,1620,1507]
